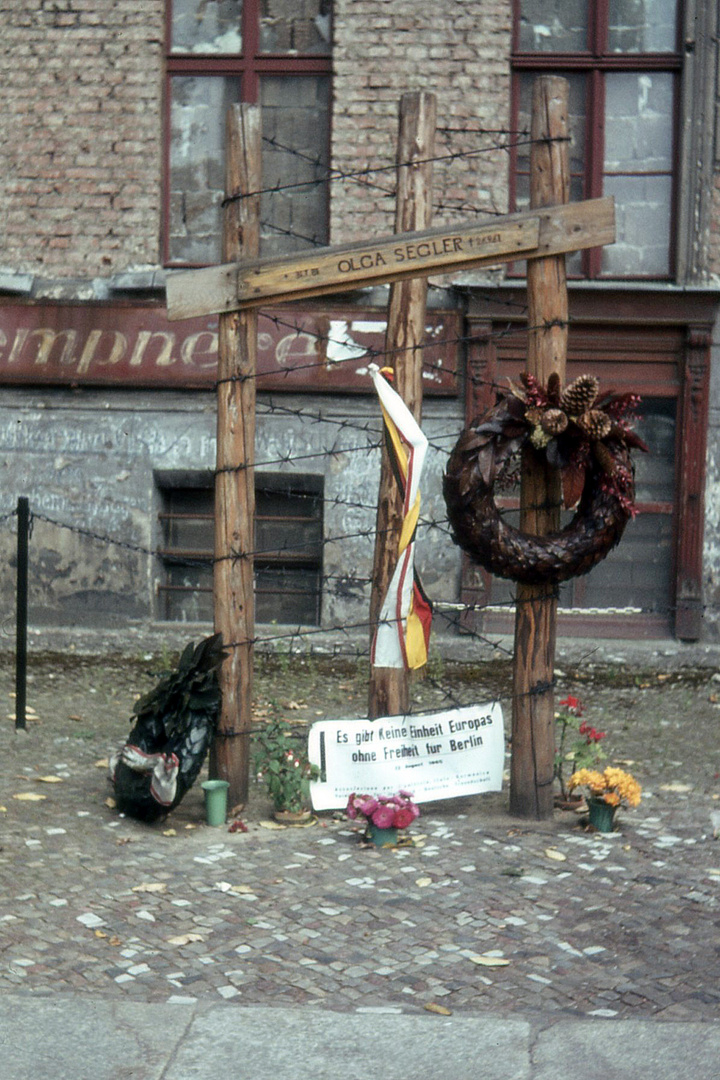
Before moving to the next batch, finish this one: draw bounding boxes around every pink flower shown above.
[371,804,396,829]
[393,806,416,829]
[357,795,378,818]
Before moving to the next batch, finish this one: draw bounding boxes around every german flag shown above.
[370,365,432,670]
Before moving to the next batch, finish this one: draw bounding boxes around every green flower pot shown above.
[588,796,617,833]
[202,779,229,826]
[366,823,398,848]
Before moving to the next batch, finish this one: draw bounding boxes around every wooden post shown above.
[368,91,436,719]
[509,76,570,819]
[210,104,261,809]
[15,496,29,732]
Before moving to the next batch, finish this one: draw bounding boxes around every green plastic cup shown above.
[201,779,230,826]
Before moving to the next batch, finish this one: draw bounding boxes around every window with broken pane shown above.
[166,0,331,265]
[512,0,680,279]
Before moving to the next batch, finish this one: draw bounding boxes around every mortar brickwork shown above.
[330,0,512,244]
[0,0,164,279]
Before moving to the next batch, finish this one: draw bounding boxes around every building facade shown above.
[1,0,720,644]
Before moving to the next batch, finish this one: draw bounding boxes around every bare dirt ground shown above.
[3,647,720,811]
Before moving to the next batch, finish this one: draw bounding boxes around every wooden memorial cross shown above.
[166,77,612,816]
[166,196,613,320]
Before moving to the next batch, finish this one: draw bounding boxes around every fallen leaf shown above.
[424,1002,453,1016]
[230,884,255,894]
[167,933,204,946]
[184,823,197,830]
[544,847,567,862]
[69,714,83,722]
[415,877,433,887]
[94,758,109,769]
[659,782,692,793]
[35,775,63,784]
[162,829,177,836]
[0,806,7,813]
[466,953,510,967]
[94,929,108,938]
[116,838,133,846]
[105,797,116,808]
[108,936,122,946]
[13,792,47,802]
[132,882,167,894]
[258,820,286,830]
[286,700,305,710]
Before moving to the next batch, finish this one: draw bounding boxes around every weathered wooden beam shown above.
[166,197,614,320]
[510,75,570,821]
[209,103,261,810]
[368,91,435,719]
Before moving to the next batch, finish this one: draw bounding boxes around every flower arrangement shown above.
[512,372,647,515]
[554,695,607,800]
[346,791,420,838]
[253,716,319,816]
[569,767,642,809]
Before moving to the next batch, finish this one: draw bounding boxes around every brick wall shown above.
[0,0,164,280]
[330,0,512,244]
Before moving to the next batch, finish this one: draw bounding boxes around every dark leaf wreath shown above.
[443,373,648,586]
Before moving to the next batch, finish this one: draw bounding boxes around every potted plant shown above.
[345,791,420,848]
[253,716,319,823]
[568,766,642,833]
[554,695,607,805]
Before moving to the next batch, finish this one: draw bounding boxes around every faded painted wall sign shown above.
[0,302,458,393]
[308,703,505,810]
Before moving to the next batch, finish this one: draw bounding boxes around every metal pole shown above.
[15,496,29,731]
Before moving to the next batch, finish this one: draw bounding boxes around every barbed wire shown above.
[261,134,515,228]
[224,132,570,205]
[218,311,558,390]
[1,504,703,625]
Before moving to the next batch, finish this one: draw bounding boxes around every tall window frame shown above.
[164,0,333,267]
[510,0,683,280]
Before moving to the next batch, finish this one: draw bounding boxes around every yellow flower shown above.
[569,766,641,808]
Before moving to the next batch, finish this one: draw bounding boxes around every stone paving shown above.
[2,712,719,1024]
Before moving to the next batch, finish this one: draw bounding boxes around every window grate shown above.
[156,474,323,624]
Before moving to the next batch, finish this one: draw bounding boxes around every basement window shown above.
[156,473,323,624]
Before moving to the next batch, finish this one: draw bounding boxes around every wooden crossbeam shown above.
[166,197,614,321]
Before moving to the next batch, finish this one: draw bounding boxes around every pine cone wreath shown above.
[443,372,647,586]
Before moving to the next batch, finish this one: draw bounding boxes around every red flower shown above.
[393,805,419,829]
[560,695,584,716]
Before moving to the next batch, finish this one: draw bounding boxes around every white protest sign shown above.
[308,703,504,811]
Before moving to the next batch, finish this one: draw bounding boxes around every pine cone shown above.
[540,408,569,436]
[561,375,600,416]
[577,409,612,440]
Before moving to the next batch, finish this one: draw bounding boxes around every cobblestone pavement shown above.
[2,703,719,1024]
